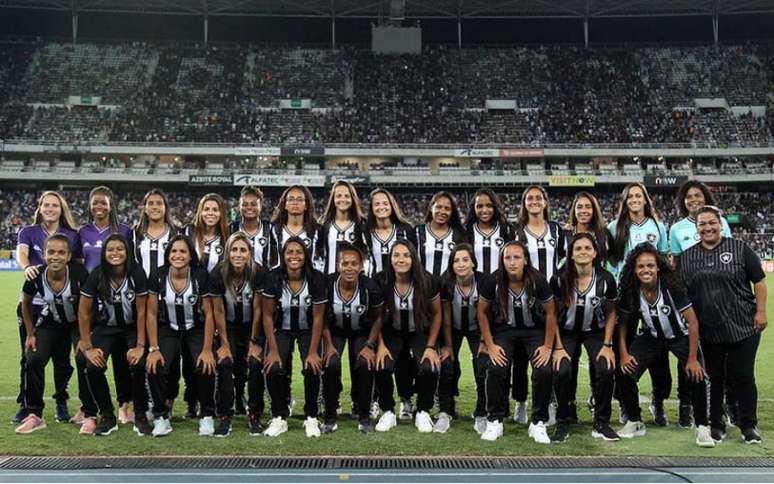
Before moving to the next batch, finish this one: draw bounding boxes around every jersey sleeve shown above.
[549,274,562,301]
[81,270,100,298]
[668,225,683,256]
[146,270,160,294]
[365,277,385,307]
[534,274,554,303]
[16,226,32,249]
[261,270,281,299]
[71,262,88,285]
[670,287,692,313]
[600,270,618,301]
[253,267,267,294]
[208,267,225,297]
[21,273,40,297]
[131,266,149,296]
[479,273,496,301]
[606,220,618,240]
[656,222,669,254]
[198,268,213,297]
[742,243,766,284]
[425,272,440,301]
[310,271,328,304]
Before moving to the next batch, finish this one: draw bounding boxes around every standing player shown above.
[550,233,619,443]
[14,191,80,425]
[77,234,151,436]
[230,186,272,269]
[319,181,369,275]
[608,182,672,427]
[321,243,384,433]
[365,188,416,277]
[15,235,87,434]
[465,188,514,275]
[76,186,134,426]
[680,206,767,444]
[269,185,324,271]
[616,243,713,448]
[373,239,443,434]
[476,241,563,443]
[185,193,230,273]
[415,191,466,280]
[262,237,328,438]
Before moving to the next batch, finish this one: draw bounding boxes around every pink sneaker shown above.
[69,409,85,425]
[15,414,46,434]
[79,417,97,435]
[118,403,134,424]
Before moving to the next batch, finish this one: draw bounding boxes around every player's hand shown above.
[532,345,552,368]
[488,343,507,367]
[596,346,616,371]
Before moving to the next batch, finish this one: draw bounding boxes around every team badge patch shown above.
[258,237,267,247]
[647,233,657,244]
[590,296,600,308]
[188,294,198,305]
[660,305,672,316]
[448,242,456,250]
[302,238,312,248]
[495,238,504,247]
[355,305,366,314]
[348,232,356,242]
[304,295,312,306]
[214,245,224,255]
[548,238,556,247]
[125,290,135,302]
[720,252,733,264]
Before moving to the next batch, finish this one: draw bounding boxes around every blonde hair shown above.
[33,191,78,231]
[220,232,256,300]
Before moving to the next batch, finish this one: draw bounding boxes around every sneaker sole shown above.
[199,431,215,436]
[152,430,172,437]
[744,438,762,445]
[96,425,119,436]
[132,427,152,437]
[16,423,47,434]
[696,439,716,448]
[591,431,620,441]
[619,431,646,438]
[214,431,231,438]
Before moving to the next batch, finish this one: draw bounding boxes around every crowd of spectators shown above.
[2,187,774,259]
[0,41,772,145]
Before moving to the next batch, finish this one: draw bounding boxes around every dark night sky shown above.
[0,7,773,44]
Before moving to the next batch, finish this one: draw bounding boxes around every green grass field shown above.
[0,271,772,457]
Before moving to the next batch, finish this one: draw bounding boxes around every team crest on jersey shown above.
[693,233,700,241]
[495,238,504,247]
[214,245,224,255]
[162,242,169,250]
[590,296,600,308]
[302,238,312,248]
[647,233,657,244]
[188,294,198,305]
[435,241,444,251]
[660,305,672,316]
[720,252,733,264]
[548,238,556,247]
[448,242,456,250]
[304,295,312,306]
[348,232,356,242]
[257,237,267,247]
[355,305,366,314]
[67,295,77,304]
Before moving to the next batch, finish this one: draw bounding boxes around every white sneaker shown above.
[433,412,452,433]
[528,421,551,444]
[618,420,647,438]
[696,425,716,448]
[399,399,413,420]
[547,402,557,427]
[415,411,433,433]
[513,401,528,424]
[481,420,503,441]
[474,416,488,435]
[198,416,215,436]
[304,417,321,438]
[375,411,397,432]
[151,417,172,437]
[264,417,288,437]
[370,401,380,420]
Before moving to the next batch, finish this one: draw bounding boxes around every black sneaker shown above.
[568,401,579,424]
[133,414,153,436]
[234,396,247,416]
[214,416,232,437]
[248,413,264,436]
[185,402,198,420]
[551,422,570,443]
[678,404,693,429]
[349,403,360,421]
[591,422,621,441]
[55,402,71,423]
[358,420,374,434]
[742,427,762,445]
[320,420,338,434]
[711,426,726,442]
[95,414,118,436]
[649,400,667,427]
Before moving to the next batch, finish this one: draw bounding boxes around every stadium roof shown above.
[1,0,773,19]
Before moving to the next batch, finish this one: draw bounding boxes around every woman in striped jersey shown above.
[230,185,273,270]
[615,243,713,448]
[319,181,369,275]
[185,193,230,273]
[365,188,416,277]
[512,186,565,426]
[77,234,151,436]
[145,235,222,437]
[437,243,487,434]
[563,191,614,423]
[14,191,80,425]
[415,191,466,280]
[670,182,733,428]
[608,183,672,427]
[321,242,384,434]
[262,237,328,438]
[477,241,563,443]
[210,232,267,437]
[550,233,619,443]
[465,188,515,275]
[373,239,442,434]
[133,189,178,284]
[269,185,324,271]
[15,234,87,434]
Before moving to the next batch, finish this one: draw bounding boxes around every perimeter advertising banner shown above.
[548,175,596,187]
[643,175,688,187]
[189,175,233,186]
[233,174,326,187]
[280,147,325,157]
[499,148,545,158]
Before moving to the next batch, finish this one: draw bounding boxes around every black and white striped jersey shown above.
[479,272,554,329]
[321,220,368,275]
[22,263,88,328]
[133,225,175,283]
[325,273,384,334]
[81,265,148,327]
[230,220,272,268]
[367,222,415,277]
[550,268,617,333]
[416,224,466,279]
[148,266,211,331]
[184,225,224,273]
[381,272,440,333]
[467,223,513,274]
[619,282,692,340]
[209,266,266,327]
[262,268,327,332]
[515,221,565,281]
[680,237,765,344]
[270,223,323,271]
[440,272,483,332]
